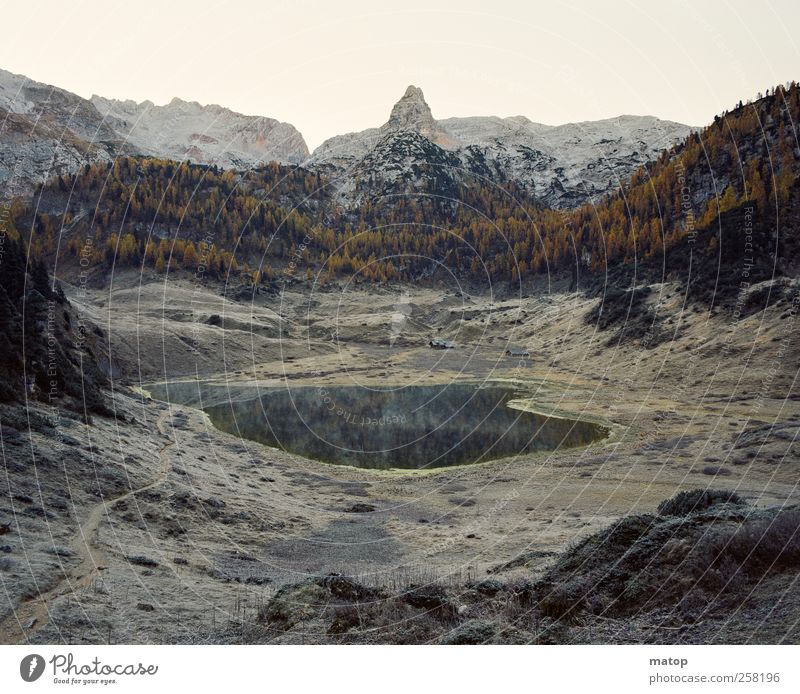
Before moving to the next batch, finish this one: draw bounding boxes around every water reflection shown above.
[201,383,607,470]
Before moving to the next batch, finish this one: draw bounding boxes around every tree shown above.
[718,185,739,213]
[0,285,22,360]
[747,166,768,210]
[182,241,199,269]
[30,258,52,298]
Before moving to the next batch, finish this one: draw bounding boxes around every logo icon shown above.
[20,654,45,682]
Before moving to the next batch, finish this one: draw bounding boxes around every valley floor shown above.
[1,274,798,643]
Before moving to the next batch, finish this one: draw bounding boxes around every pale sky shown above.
[0,0,797,150]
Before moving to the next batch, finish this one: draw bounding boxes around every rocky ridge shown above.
[309,85,693,208]
[0,68,308,198]
[2,70,693,209]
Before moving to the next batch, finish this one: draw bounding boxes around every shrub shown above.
[258,580,329,629]
[126,555,159,568]
[402,584,457,620]
[442,620,498,644]
[657,489,744,516]
[725,509,800,572]
[702,466,732,476]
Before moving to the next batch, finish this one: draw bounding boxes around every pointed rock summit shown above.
[385,85,456,148]
[387,85,434,130]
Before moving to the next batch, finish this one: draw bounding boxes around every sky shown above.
[0,0,798,150]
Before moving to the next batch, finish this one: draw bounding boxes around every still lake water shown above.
[149,381,608,470]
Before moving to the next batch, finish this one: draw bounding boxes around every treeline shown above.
[24,158,327,283]
[14,83,800,287]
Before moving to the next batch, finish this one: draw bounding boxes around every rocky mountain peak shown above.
[310,82,693,208]
[387,85,435,132]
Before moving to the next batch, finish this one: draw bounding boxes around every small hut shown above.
[429,339,455,350]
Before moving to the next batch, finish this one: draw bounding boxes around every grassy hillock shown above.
[241,490,800,645]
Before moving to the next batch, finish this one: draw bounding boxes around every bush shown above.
[402,584,457,620]
[441,620,498,645]
[260,574,386,632]
[702,466,732,477]
[258,580,329,629]
[318,573,383,601]
[537,578,592,621]
[126,555,159,568]
[657,489,744,516]
[725,509,800,572]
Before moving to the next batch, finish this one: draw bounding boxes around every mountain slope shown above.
[90,95,309,168]
[309,85,693,208]
[0,68,124,197]
[0,68,309,198]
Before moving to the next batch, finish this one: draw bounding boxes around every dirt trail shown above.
[0,410,175,644]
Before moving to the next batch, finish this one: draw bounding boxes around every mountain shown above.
[0,68,309,198]
[2,70,691,207]
[0,68,124,197]
[18,84,797,295]
[90,95,309,168]
[308,85,693,208]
